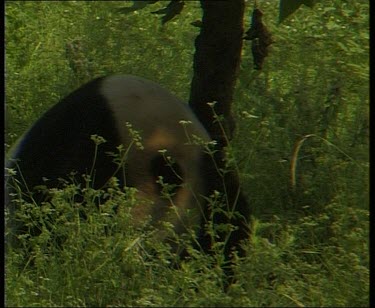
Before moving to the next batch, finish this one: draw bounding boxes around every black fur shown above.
[8,77,124,198]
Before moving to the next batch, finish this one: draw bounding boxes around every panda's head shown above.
[6,75,212,245]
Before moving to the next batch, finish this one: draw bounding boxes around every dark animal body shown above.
[6,75,250,284]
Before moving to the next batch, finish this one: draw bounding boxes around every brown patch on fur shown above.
[145,127,176,150]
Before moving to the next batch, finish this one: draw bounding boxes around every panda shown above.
[6,75,250,281]
[6,74,214,242]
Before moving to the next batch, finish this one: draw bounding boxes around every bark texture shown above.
[189,0,251,281]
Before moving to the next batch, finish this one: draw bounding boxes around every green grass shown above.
[5,169,369,307]
[5,0,369,306]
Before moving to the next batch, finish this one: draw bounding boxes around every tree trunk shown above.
[189,0,244,145]
[189,0,251,278]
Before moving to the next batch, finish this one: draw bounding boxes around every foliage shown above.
[5,0,369,306]
[237,0,368,215]
[6,173,368,307]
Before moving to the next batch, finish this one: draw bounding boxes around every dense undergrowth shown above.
[5,174,368,307]
[5,1,369,306]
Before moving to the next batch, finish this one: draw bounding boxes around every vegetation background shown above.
[5,0,369,306]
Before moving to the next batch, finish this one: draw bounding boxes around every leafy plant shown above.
[5,0,369,306]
